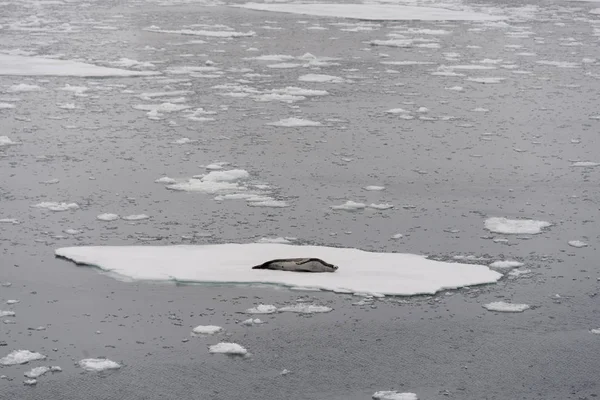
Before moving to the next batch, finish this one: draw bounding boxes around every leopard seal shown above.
[252,258,338,273]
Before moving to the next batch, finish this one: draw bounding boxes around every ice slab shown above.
[55,244,501,296]
[209,342,247,355]
[0,350,46,366]
[373,392,418,400]
[233,3,504,21]
[485,217,551,235]
[192,325,223,335]
[0,54,160,77]
[483,301,530,312]
[78,358,121,372]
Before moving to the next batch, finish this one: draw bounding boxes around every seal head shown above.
[252,258,338,273]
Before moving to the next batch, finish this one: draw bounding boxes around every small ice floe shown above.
[24,366,50,379]
[484,217,551,235]
[191,325,223,335]
[79,358,121,372]
[122,214,150,221]
[41,179,60,184]
[385,108,410,114]
[32,202,79,212]
[208,342,248,355]
[330,201,366,211]
[508,269,531,278]
[6,300,19,305]
[0,350,46,366]
[364,185,385,191]
[590,328,600,335]
[0,218,19,224]
[257,237,295,244]
[64,229,81,235]
[466,77,505,84]
[133,103,190,113]
[278,304,332,314]
[0,136,20,146]
[0,311,15,317]
[267,117,322,127]
[373,391,418,400]
[0,103,16,110]
[368,203,393,210]
[241,318,263,326]
[489,260,524,269]
[246,304,277,314]
[298,74,344,83]
[483,301,530,313]
[155,177,176,184]
[568,240,588,248]
[97,213,119,221]
[24,379,37,386]
[7,83,43,92]
[247,200,290,208]
[280,369,291,375]
[570,161,599,167]
[391,233,404,239]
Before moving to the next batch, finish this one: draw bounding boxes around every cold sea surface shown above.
[1,0,600,398]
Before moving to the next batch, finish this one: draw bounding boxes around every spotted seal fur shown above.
[252,258,338,273]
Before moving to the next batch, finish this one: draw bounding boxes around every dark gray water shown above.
[1,0,600,398]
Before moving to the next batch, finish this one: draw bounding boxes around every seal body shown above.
[252,258,338,273]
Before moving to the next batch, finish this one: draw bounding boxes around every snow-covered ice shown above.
[246,304,278,314]
[0,350,46,366]
[267,117,322,127]
[298,74,344,83]
[0,136,19,146]
[0,54,160,77]
[331,201,366,211]
[97,213,120,221]
[368,203,394,210]
[571,161,599,167]
[191,325,223,335]
[233,3,504,21]
[489,260,524,269]
[568,240,588,248]
[373,391,418,400]
[483,301,530,312]
[364,185,385,191]
[145,27,255,38]
[122,214,150,221]
[24,366,50,379]
[79,358,121,372]
[484,217,551,234]
[241,318,263,326]
[278,304,332,313]
[32,202,79,212]
[208,342,248,355]
[0,310,16,317]
[55,243,502,296]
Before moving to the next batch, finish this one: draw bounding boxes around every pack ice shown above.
[55,244,501,296]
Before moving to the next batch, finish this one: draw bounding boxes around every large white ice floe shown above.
[484,217,551,235]
[55,244,502,296]
[78,358,121,372]
[483,301,530,312]
[191,325,223,335]
[0,54,160,77]
[208,342,248,355]
[233,3,504,21]
[0,350,46,366]
[373,391,418,400]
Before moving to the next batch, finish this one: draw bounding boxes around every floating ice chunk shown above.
[483,301,530,312]
[246,304,277,314]
[138,90,193,100]
[385,108,409,114]
[298,74,344,83]
[591,328,600,335]
[267,62,302,69]
[368,203,394,210]
[568,240,588,248]
[391,233,404,239]
[24,379,37,386]
[381,61,435,66]
[0,103,16,110]
[168,179,240,193]
[247,54,295,61]
[122,214,150,221]
[32,202,79,212]
[78,358,121,372]
[241,318,263,326]
[64,229,81,235]
[271,86,328,96]
[0,54,160,77]
[155,177,176,184]
[24,366,50,378]
[97,213,120,221]
[1,350,46,365]
[59,84,88,95]
[484,217,551,235]
[145,27,255,38]
[364,185,385,191]
[489,260,524,269]
[55,243,502,296]
[7,83,43,92]
[253,93,306,103]
[247,200,289,208]
[508,269,531,278]
[268,117,322,127]
[571,161,599,167]
[6,300,19,304]
[373,391,418,400]
[466,77,505,84]
[0,136,19,145]
[202,169,250,182]
[472,107,489,112]
[278,304,332,313]
[233,3,503,21]
[0,218,19,224]
[536,60,580,68]
[331,201,366,211]
[133,103,190,113]
[208,342,248,355]
[108,58,155,69]
[257,237,294,244]
[0,311,15,317]
[191,325,223,335]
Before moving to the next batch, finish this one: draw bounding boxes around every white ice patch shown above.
[155,177,176,184]
[331,201,366,211]
[571,161,599,167]
[591,328,600,334]
[209,342,248,355]
[133,103,190,113]
[7,83,43,92]
[55,243,502,296]
[568,240,588,248]
[0,136,19,145]
[267,117,322,127]
[373,391,418,400]
[298,74,344,83]
[241,318,263,325]
[369,203,394,210]
[364,185,385,191]
[484,217,551,235]
[466,77,505,84]
[257,237,294,244]
[0,350,46,366]
[0,310,15,317]
[122,214,150,221]
[97,213,120,221]
[278,304,332,313]
[144,27,255,37]
[483,301,530,312]
[233,3,503,21]
[0,103,16,110]
[489,261,524,269]
[78,358,121,372]
[246,304,278,314]
[191,325,223,335]
[24,366,50,379]
[32,202,79,212]
[0,55,160,77]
